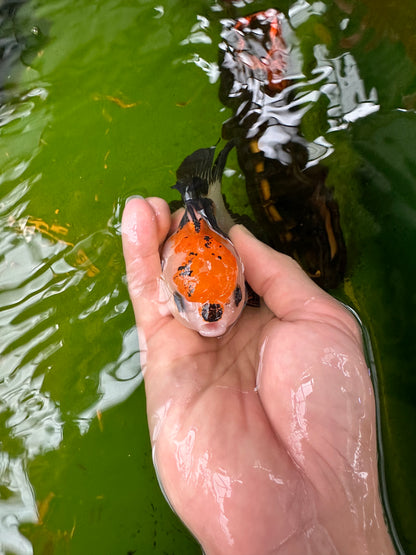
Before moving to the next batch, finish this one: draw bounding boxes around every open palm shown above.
[122,197,394,555]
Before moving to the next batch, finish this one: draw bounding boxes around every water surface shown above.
[0,0,415,553]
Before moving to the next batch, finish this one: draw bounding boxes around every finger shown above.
[121,197,171,336]
[230,225,357,332]
[145,197,172,243]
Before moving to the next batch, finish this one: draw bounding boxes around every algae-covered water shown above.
[0,0,415,553]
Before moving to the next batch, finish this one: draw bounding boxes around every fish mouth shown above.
[198,320,229,338]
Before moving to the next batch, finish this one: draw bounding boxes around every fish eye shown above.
[201,302,223,322]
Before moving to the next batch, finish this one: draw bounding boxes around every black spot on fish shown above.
[217,255,222,260]
[201,302,223,322]
[177,263,193,277]
[234,285,242,307]
[186,283,195,297]
[173,292,185,313]
[204,235,212,248]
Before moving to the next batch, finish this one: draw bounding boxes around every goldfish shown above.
[161,143,246,337]
[219,9,346,289]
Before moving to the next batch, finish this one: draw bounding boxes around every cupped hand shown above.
[122,197,395,555]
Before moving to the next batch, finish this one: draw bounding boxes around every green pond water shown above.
[0,0,415,553]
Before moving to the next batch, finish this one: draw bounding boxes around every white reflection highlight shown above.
[77,326,142,433]
[151,399,172,445]
[212,470,234,546]
[172,431,241,547]
[0,456,37,555]
[181,14,221,83]
[6,376,63,458]
[253,460,284,485]
[289,372,314,464]
[153,5,164,19]
[255,337,268,391]
[322,347,351,378]
[194,451,236,546]
[313,46,379,132]
[174,428,196,481]
[181,15,212,45]
[289,0,327,26]
[183,54,220,84]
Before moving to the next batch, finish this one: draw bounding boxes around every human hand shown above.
[122,197,395,555]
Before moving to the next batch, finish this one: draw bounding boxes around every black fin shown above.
[246,282,260,307]
[212,140,235,183]
[234,285,243,307]
[177,197,223,235]
[172,141,235,202]
[173,147,216,201]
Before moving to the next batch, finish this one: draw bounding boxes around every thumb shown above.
[121,197,171,336]
[229,225,347,325]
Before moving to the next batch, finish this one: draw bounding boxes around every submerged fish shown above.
[220,9,346,289]
[161,143,246,338]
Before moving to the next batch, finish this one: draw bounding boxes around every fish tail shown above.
[212,139,235,183]
[173,141,235,201]
[173,146,215,201]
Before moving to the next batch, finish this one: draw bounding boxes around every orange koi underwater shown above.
[161,143,246,337]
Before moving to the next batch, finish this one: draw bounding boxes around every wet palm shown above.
[122,197,394,555]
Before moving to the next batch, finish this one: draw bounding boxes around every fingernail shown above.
[126,194,144,203]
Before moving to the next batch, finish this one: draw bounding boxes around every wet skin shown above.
[122,197,395,555]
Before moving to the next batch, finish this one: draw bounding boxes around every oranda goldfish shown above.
[161,143,246,338]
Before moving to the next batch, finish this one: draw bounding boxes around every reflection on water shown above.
[1,12,142,541]
[221,1,379,163]
[1,192,141,552]
[0,0,415,552]
[310,47,379,131]
[77,325,142,433]
[0,455,37,555]
[219,3,378,288]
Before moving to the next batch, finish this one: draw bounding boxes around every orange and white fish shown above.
[161,143,246,337]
